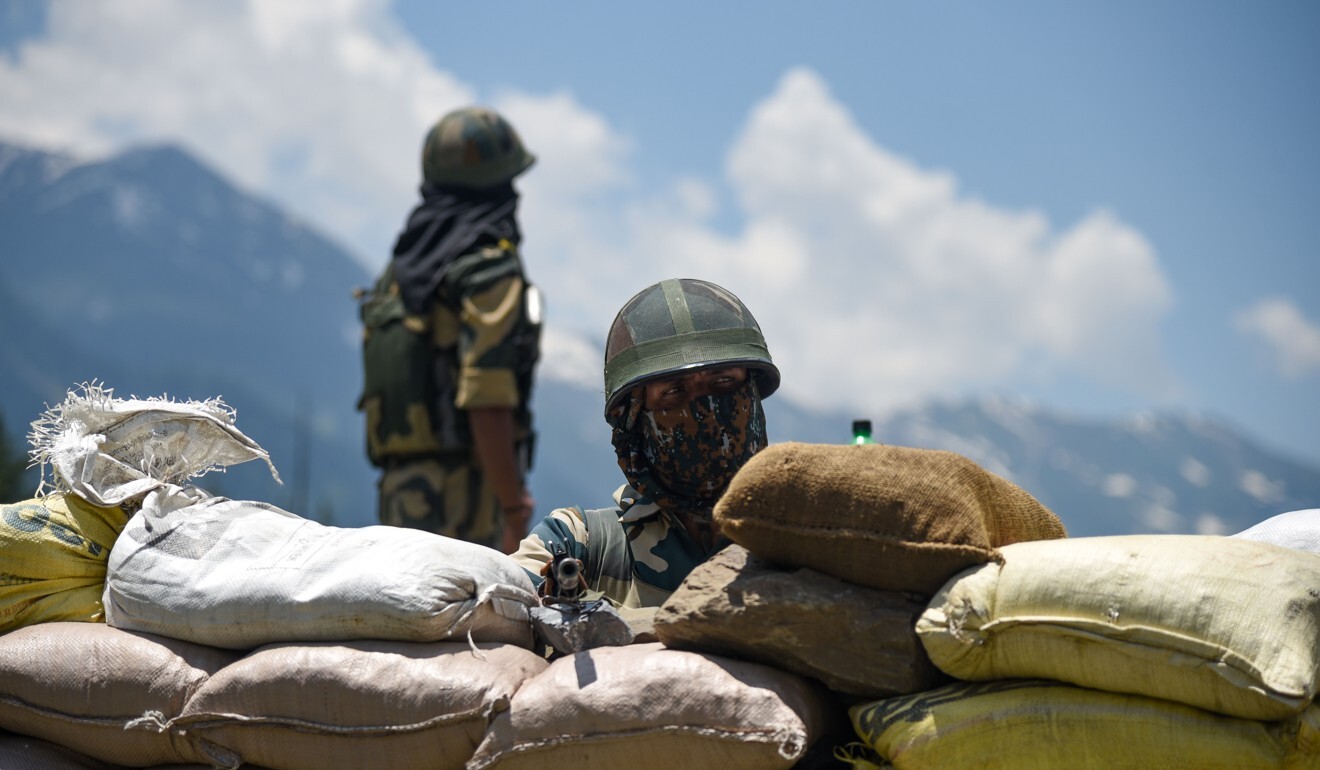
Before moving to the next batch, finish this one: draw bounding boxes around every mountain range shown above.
[2,139,1316,537]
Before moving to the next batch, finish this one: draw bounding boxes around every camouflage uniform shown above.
[360,106,539,550]
[512,484,717,609]
[365,242,538,549]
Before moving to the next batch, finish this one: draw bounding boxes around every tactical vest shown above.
[357,243,540,468]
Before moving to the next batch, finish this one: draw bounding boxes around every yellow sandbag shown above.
[850,680,1320,770]
[917,535,1320,720]
[0,494,129,633]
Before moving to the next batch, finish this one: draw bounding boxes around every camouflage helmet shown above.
[603,278,780,414]
[421,106,535,189]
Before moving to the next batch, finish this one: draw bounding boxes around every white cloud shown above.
[1194,514,1227,536]
[538,326,603,392]
[1179,457,1211,487]
[0,8,1180,420]
[1239,469,1286,504]
[0,0,471,268]
[1101,473,1136,498]
[1140,503,1183,533]
[614,68,1178,415]
[1234,297,1320,379]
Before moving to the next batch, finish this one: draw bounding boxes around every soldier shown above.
[358,106,541,554]
[511,278,779,607]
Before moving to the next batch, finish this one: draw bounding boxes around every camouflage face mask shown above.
[609,379,767,521]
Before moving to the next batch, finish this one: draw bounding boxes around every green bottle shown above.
[852,419,873,445]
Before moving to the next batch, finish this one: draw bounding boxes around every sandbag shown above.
[467,642,835,770]
[1233,509,1320,554]
[0,494,128,634]
[27,382,278,508]
[917,535,1320,720]
[713,442,1066,596]
[655,545,945,698]
[104,486,538,649]
[0,622,238,767]
[849,680,1320,770]
[147,641,547,770]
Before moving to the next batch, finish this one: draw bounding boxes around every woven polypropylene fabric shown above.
[1233,508,1320,554]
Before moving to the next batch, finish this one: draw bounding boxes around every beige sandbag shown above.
[467,642,834,770]
[655,545,944,698]
[714,442,1066,596]
[149,641,547,770]
[850,680,1320,770]
[0,622,238,767]
[917,535,1320,721]
[0,494,129,634]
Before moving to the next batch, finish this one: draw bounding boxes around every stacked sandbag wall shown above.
[0,622,548,769]
[843,534,1320,769]
[4,434,1318,769]
[672,442,1320,769]
[649,441,1071,767]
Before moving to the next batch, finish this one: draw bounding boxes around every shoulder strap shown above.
[583,506,631,588]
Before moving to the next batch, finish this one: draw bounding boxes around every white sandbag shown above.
[1232,509,1320,554]
[104,486,538,649]
[27,382,278,507]
[917,534,1320,721]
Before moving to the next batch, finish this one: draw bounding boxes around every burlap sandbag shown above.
[0,623,237,767]
[655,545,945,698]
[151,641,547,770]
[466,642,835,770]
[917,535,1320,721]
[714,443,1066,596]
[850,680,1320,770]
[0,494,129,634]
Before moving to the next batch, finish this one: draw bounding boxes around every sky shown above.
[1,0,1318,465]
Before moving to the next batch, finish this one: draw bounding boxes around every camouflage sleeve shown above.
[440,247,527,410]
[509,506,590,586]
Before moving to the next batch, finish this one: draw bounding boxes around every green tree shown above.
[0,411,33,502]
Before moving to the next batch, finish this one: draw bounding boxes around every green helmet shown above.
[603,278,780,414]
[421,106,535,189]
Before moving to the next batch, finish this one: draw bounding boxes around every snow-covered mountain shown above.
[2,139,1315,536]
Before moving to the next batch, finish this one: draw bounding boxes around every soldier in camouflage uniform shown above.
[511,279,779,607]
[358,106,541,553]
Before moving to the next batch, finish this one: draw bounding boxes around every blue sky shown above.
[2,1,1317,465]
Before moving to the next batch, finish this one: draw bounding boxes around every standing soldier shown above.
[511,278,778,607]
[358,106,541,553]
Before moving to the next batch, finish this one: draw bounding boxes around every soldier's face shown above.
[641,366,748,412]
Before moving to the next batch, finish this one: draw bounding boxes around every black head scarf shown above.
[390,182,521,315]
